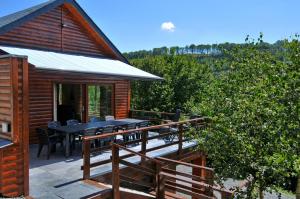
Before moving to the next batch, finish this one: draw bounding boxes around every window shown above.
[88,85,113,120]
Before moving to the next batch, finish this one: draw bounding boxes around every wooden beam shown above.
[11,57,19,143]
[112,144,120,199]
[21,58,29,196]
[83,139,91,180]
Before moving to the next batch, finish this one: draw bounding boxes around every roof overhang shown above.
[0,46,162,81]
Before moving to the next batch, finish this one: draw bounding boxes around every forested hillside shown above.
[124,36,300,198]
[124,39,285,59]
[125,38,287,113]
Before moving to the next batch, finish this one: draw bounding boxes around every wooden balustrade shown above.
[129,109,177,124]
[81,117,235,198]
[82,117,208,180]
[109,143,233,199]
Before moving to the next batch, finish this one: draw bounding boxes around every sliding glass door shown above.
[88,85,114,120]
[54,84,83,124]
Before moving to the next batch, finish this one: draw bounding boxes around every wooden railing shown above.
[129,109,177,124]
[82,118,209,180]
[111,143,233,199]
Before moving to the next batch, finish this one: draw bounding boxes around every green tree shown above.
[130,55,213,112]
[189,38,299,198]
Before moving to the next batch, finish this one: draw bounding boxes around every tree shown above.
[130,55,213,112]
[189,38,299,198]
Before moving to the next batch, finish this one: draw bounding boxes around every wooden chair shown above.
[36,128,63,159]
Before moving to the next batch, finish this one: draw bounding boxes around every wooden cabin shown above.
[0,0,160,197]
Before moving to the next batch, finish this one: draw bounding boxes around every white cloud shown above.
[161,22,175,32]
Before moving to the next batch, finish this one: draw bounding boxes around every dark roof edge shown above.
[69,0,129,64]
[0,54,28,59]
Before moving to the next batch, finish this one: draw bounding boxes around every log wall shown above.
[28,67,130,143]
[0,58,12,138]
[0,5,111,58]
[0,56,29,197]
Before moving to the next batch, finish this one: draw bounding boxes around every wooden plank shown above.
[119,159,156,176]
[161,172,233,194]
[156,157,214,172]
[165,184,213,199]
[119,174,153,189]
[162,168,208,183]
[166,180,206,196]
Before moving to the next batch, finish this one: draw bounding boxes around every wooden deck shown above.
[29,132,196,199]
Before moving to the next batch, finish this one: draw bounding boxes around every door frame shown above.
[53,83,87,123]
[85,83,115,120]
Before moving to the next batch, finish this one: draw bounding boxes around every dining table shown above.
[48,118,146,157]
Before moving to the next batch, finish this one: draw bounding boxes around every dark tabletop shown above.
[50,119,146,134]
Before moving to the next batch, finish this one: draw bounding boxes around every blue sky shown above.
[0,0,299,52]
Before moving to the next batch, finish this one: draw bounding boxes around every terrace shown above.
[27,110,234,199]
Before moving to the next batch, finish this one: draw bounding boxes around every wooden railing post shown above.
[128,110,132,118]
[221,191,232,199]
[178,124,183,156]
[141,130,147,164]
[112,144,120,199]
[156,163,165,199]
[83,139,91,180]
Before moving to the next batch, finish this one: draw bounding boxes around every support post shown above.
[141,130,147,164]
[112,144,120,199]
[156,163,165,199]
[178,124,183,156]
[221,191,232,199]
[83,139,91,180]
[192,155,212,198]
[21,58,29,196]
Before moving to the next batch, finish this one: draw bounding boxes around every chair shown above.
[36,128,63,159]
[136,121,149,140]
[81,128,97,153]
[123,123,137,143]
[48,121,61,128]
[105,115,115,121]
[172,109,181,122]
[47,121,61,135]
[66,119,79,126]
[189,115,207,132]
[97,125,115,147]
[66,119,80,150]
[160,109,181,143]
[89,117,100,123]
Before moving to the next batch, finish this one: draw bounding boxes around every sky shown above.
[0,0,299,52]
